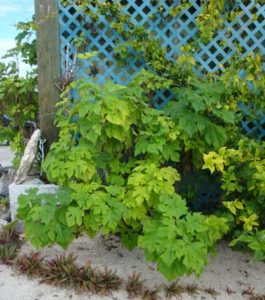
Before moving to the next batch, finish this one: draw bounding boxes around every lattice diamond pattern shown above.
[240,104,265,140]
[58,0,265,139]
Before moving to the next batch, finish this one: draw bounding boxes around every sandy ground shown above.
[0,235,264,300]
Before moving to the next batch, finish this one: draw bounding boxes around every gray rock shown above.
[21,177,44,185]
[14,129,41,184]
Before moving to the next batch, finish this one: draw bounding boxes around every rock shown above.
[21,177,44,185]
[14,129,41,184]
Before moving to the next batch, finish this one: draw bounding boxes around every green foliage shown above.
[222,52,265,112]
[170,1,243,44]
[0,73,38,155]
[164,79,237,160]
[203,138,265,258]
[231,230,265,261]
[18,75,231,280]
[0,61,17,78]
[18,0,265,280]
[0,17,38,159]
[0,198,9,215]
[18,188,75,249]
[138,194,228,280]
[195,0,241,44]
[3,18,37,67]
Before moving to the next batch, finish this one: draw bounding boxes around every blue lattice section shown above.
[58,1,265,73]
[240,105,265,140]
[58,0,265,139]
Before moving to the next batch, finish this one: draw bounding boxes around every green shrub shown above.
[203,138,265,259]
[18,73,231,280]
[17,1,265,280]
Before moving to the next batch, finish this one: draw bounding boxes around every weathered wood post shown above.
[35,0,61,151]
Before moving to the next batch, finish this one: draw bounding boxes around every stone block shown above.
[9,182,59,221]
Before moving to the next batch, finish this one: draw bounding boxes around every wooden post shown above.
[35,0,61,151]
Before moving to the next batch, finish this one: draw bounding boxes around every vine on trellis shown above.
[60,0,265,131]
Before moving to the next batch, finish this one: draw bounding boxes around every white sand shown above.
[0,235,264,300]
